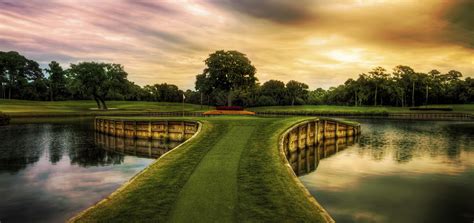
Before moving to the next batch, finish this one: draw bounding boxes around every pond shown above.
[299,119,474,223]
[0,118,178,223]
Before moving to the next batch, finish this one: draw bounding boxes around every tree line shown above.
[1,50,472,109]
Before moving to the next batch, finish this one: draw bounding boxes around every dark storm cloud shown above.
[443,0,474,48]
[210,0,316,23]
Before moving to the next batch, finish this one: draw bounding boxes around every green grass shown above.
[0,99,211,117]
[71,116,330,223]
[249,104,474,114]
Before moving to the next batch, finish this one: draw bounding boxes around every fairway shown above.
[170,125,255,222]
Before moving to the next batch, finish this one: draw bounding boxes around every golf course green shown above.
[70,116,338,222]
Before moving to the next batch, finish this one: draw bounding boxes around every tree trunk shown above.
[374,85,377,106]
[200,92,203,109]
[207,95,210,109]
[412,81,415,107]
[425,85,429,105]
[50,83,54,101]
[227,91,232,107]
[291,97,295,106]
[93,95,102,109]
[354,91,357,106]
[99,96,108,110]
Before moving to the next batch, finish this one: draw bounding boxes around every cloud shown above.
[442,0,474,48]
[209,0,316,24]
[0,0,472,89]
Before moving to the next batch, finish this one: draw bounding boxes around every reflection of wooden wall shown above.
[95,132,181,158]
[94,118,199,141]
[282,119,361,176]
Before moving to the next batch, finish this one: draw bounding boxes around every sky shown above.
[1,0,473,90]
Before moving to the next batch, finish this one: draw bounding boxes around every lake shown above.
[299,119,474,223]
[0,118,174,223]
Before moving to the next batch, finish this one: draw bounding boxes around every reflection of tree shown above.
[68,146,124,167]
[353,120,474,164]
[0,125,44,174]
[94,132,176,159]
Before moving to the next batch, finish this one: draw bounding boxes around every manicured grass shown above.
[71,116,329,222]
[249,104,474,114]
[0,99,211,117]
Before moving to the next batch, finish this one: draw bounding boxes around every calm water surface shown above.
[0,118,161,223]
[300,119,474,223]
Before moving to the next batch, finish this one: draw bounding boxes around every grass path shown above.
[170,125,255,222]
[71,116,329,222]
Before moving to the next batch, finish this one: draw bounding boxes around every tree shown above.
[260,80,286,105]
[195,73,212,108]
[200,50,257,106]
[368,67,389,106]
[45,61,68,101]
[286,80,309,106]
[0,51,43,99]
[68,62,129,109]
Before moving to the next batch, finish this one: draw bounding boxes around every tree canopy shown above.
[199,50,257,106]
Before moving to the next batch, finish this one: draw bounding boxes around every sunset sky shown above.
[1,0,473,89]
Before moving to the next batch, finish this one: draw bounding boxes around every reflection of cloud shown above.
[302,149,474,192]
[22,155,152,201]
[0,0,472,89]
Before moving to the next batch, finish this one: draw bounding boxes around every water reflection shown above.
[95,132,181,158]
[0,121,156,223]
[287,136,359,176]
[300,120,474,223]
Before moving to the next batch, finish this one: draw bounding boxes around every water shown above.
[299,119,474,223]
[0,118,175,223]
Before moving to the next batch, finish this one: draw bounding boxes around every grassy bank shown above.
[0,99,211,117]
[71,116,330,222]
[249,104,474,114]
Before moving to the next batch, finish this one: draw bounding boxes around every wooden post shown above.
[181,121,186,141]
[306,123,311,146]
[335,122,339,139]
[305,144,311,173]
[323,120,327,140]
[297,126,302,150]
[148,121,152,139]
[114,121,117,137]
[314,121,319,145]
[286,134,291,156]
[148,141,152,157]
[133,121,137,139]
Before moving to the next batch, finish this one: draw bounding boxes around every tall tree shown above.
[68,62,129,109]
[0,51,43,99]
[195,73,212,108]
[286,80,309,106]
[200,50,257,106]
[45,61,68,101]
[260,80,286,105]
[368,67,389,106]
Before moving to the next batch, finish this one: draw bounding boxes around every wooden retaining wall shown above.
[282,119,361,157]
[94,118,199,141]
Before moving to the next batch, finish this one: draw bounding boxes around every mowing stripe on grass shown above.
[170,125,255,223]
